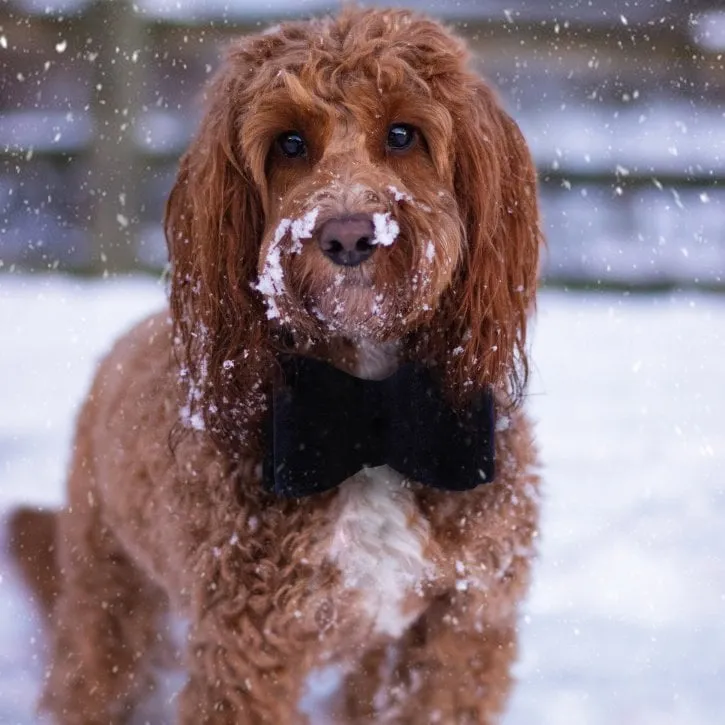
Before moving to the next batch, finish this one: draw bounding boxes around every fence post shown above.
[85,0,147,274]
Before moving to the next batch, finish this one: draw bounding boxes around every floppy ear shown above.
[165,61,271,454]
[429,77,542,404]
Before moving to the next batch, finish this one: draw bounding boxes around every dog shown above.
[9,7,542,724]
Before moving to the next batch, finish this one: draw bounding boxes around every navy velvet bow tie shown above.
[262,355,496,498]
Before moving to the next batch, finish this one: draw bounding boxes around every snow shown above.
[1,275,724,723]
[253,210,319,319]
[0,110,192,156]
[133,112,192,156]
[0,111,92,154]
[137,0,334,21]
[14,0,89,14]
[253,219,291,320]
[691,11,725,52]
[518,101,725,178]
[539,186,725,286]
[289,207,319,254]
[10,0,695,24]
[372,212,400,247]
[387,186,413,203]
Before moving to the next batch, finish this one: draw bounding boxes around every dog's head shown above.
[166,9,541,450]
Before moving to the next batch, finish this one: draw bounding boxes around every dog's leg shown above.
[400,592,520,725]
[172,540,333,725]
[174,598,366,725]
[164,506,361,725]
[42,409,168,725]
[339,590,519,725]
[176,666,281,725]
[342,496,538,723]
[44,504,167,725]
[7,507,60,617]
[378,418,540,724]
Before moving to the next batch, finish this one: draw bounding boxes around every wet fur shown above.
[9,8,542,724]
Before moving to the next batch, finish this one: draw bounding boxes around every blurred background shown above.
[1,0,724,285]
[1,1,724,724]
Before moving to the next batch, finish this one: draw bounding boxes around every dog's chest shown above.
[320,340,434,636]
[298,466,433,724]
[326,466,433,637]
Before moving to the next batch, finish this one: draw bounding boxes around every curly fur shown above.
[10,8,542,724]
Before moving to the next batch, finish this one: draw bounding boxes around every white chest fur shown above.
[327,465,433,637]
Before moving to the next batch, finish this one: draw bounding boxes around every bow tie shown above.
[262,355,496,498]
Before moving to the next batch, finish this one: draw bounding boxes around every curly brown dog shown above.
[10,7,542,724]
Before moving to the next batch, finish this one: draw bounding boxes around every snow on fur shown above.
[372,212,400,247]
[253,209,319,319]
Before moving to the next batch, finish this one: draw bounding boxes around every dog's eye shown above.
[278,131,307,158]
[387,124,416,152]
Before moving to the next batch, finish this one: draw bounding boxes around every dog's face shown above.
[244,56,462,340]
[165,9,541,449]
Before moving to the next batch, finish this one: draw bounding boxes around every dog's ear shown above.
[165,59,270,452]
[431,77,542,404]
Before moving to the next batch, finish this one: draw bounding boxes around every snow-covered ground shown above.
[0,275,723,724]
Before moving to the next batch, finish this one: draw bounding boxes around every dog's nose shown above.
[318,215,376,267]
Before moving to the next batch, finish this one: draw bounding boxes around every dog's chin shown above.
[303,282,404,341]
